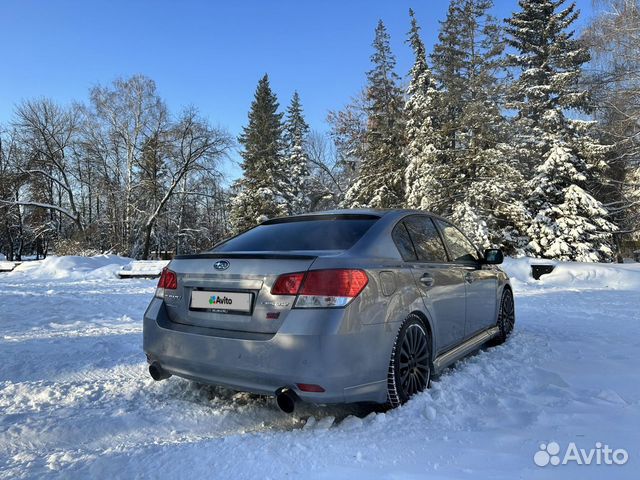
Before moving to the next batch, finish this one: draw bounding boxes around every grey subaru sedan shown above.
[143,209,515,412]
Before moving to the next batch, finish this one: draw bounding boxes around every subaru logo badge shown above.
[214,260,230,271]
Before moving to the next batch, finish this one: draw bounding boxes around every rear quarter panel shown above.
[309,255,434,370]
[496,266,513,305]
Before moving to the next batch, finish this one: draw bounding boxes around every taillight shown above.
[271,272,305,295]
[155,267,177,298]
[271,269,368,308]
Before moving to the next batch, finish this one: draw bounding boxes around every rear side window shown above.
[392,223,418,261]
[404,216,449,262]
[436,220,480,263]
[214,216,378,252]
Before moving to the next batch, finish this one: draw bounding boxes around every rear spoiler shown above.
[174,253,318,260]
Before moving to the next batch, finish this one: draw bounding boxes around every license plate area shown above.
[189,289,254,315]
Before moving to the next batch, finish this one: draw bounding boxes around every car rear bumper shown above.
[142,298,392,404]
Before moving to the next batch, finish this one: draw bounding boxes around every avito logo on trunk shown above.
[209,295,233,305]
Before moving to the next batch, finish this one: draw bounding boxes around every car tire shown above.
[387,314,432,408]
[490,288,515,346]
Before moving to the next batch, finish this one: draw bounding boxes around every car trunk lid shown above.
[161,253,319,334]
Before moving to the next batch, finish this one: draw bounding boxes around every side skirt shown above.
[433,326,500,373]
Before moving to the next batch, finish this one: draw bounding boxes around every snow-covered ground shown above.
[0,256,639,479]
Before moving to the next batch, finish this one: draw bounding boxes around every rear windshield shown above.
[213,216,378,252]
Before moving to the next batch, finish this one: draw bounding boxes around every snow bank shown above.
[503,256,640,291]
[9,255,133,280]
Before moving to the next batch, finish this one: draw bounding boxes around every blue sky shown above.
[0,0,593,181]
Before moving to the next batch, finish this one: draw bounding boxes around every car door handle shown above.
[464,272,475,283]
[420,274,435,287]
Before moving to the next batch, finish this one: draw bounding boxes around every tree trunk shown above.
[17,236,23,261]
[7,227,14,262]
[613,232,624,263]
[175,177,189,255]
[142,221,153,260]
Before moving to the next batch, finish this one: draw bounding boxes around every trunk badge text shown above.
[213,260,230,271]
[262,301,291,307]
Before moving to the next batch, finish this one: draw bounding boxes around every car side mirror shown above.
[483,248,503,265]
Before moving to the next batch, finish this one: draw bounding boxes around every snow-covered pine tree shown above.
[506,0,592,175]
[429,0,528,250]
[431,0,468,165]
[459,1,530,251]
[344,20,406,208]
[506,0,617,260]
[283,92,311,214]
[403,9,446,213]
[229,74,287,233]
[526,143,617,261]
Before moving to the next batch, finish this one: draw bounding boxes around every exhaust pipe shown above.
[149,362,171,381]
[276,388,298,414]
